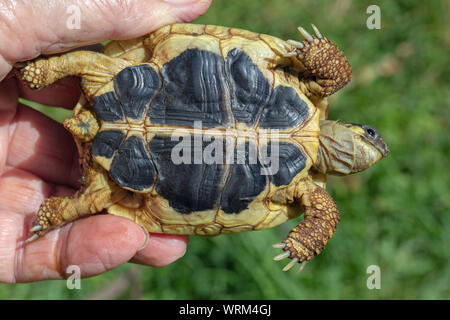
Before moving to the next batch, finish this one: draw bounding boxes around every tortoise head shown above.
[313,120,389,176]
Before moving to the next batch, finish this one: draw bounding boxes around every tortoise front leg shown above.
[26,166,114,242]
[272,180,340,272]
[285,25,352,97]
[15,51,131,96]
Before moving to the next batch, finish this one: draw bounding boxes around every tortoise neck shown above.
[313,120,355,176]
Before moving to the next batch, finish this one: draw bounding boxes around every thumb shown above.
[0,0,212,79]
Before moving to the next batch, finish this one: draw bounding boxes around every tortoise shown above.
[16,23,389,271]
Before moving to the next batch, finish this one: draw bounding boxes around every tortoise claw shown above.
[25,233,39,244]
[283,51,298,57]
[282,257,299,271]
[273,242,305,272]
[287,39,305,49]
[13,61,27,69]
[273,251,290,261]
[297,262,307,274]
[30,225,43,232]
[311,24,323,39]
[272,242,286,249]
[297,26,314,42]
[25,223,45,243]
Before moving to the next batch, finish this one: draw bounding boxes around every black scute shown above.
[93,92,125,122]
[92,130,125,158]
[149,134,227,213]
[114,65,161,120]
[110,136,155,191]
[226,49,272,125]
[148,49,231,128]
[263,141,307,186]
[148,137,306,214]
[259,86,309,129]
[220,141,268,213]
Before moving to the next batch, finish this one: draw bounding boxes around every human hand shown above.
[0,0,211,283]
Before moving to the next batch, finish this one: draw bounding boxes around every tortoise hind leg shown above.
[272,180,340,272]
[26,165,114,242]
[15,51,131,96]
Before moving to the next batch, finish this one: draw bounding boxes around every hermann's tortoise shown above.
[16,23,389,271]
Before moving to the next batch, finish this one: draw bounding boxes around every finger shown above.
[0,166,78,216]
[0,169,187,282]
[11,215,147,283]
[6,104,80,188]
[0,209,26,283]
[17,77,81,110]
[0,0,212,78]
[131,234,189,267]
[0,78,19,174]
[0,167,49,215]
[0,168,76,283]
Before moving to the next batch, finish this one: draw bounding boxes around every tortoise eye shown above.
[365,127,377,138]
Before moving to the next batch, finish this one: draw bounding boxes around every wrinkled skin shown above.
[0,0,211,283]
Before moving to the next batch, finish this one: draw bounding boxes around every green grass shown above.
[2,0,449,299]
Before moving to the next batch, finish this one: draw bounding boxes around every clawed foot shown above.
[284,24,352,97]
[14,58,55,89]
[272,242,307,273]
[272,185,340,272]
[25,198,67,243]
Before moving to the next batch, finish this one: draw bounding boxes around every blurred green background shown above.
[1,0,449,299]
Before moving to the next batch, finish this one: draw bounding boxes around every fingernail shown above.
[137,225,150,251]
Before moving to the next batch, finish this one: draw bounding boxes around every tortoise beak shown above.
[359,124,389,159]
[374,136,389,158]
[355,132,389,172]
